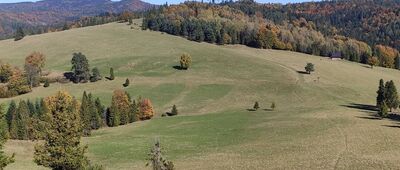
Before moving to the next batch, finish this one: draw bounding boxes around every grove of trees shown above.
[376,79,400,118]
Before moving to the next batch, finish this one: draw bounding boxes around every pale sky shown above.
[0,0,318,5]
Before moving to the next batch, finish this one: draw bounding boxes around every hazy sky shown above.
[0,0,317,5]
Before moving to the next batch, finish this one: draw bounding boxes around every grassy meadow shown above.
[1,20,400,169]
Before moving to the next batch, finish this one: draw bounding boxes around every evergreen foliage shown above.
[34,91,89,170]
[71,52,90,83]
[147,140,174,170]
[0,104,15,169]
[109,68,115,80]
[90,67,102,82]
[253,102,259,111]
[376,79,386,108]
[123,78,130,87]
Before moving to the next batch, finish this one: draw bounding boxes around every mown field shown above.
[1,20,400,169]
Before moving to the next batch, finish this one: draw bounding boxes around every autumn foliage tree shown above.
[139,98,155,120]
[107,89,131,126]
[34,91,89,170]
[368,56,379,69]
[374,45,399,68]
[180,53,192,70]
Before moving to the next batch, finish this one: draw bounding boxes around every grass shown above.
[2,20,400,169]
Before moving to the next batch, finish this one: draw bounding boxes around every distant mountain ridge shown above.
[0,0,155,39]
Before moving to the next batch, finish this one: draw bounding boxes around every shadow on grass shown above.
[247,109,256,111]
[263,109,273,111]
[172,66,183,70]
[297,71,309,74]
[341,103,377,112]
[382,125,400,128]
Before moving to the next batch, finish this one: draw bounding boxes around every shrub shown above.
[271,102,276,111]
[168,105,178,116]
[180,53,192,70]
[109,68,115,80]
[43,80,50,88]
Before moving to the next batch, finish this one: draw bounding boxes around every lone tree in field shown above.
[253,102,260,111]
[123,78,130,87]
[25,52,46,88]
[34,91,89,170]
[368,56,379,69]
[71,52,90,83]
[384,80,399,112]
[0,105,15,169]
[180,53,192,70]
[109,68,115,80]
[305,63,315,74]
[270,102,276,111]
[147,140,174,170]
[170,105,178,116]
[90,67,102,82]
[14,27,25,41]
[376,79,385,108]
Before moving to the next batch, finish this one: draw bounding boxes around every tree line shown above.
[4,89,154,140]
[142,2,400,70]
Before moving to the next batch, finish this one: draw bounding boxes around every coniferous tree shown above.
[123,78,130,87]
[385,80,399,112]
[15,101,29,140]
[80,91,91,136]
[129,100,137,123]
[147,140,174,170]
[34,91,89,169]
[170,105,178,116]
[5,101,16,133]
[109,68,115,80]
[109,90,130,125]
[88,94,101,130]
[253,102,259,111]
[94,97,106,127]
[0,105,15,169]
[376,79,386,108]
[71,52,90,83]
[271,102,276,111]
[90,67,102,82]
[14,27,25,41]
[378,102,389,118]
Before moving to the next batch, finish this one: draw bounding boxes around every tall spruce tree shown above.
[5,101,16,134]
[71,53,90,83]
[376,79,385,108]
[94,97,106,127]
[385,80,399,112]
[0,105,15,169]
[80,91,91,136]
[34,91,89,169]
[88,94,101,130]
[109,68,115,80]
[16,101,29,140]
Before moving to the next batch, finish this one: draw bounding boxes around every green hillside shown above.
[1,21,400,169]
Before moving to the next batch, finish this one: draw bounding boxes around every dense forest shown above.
[223,0,400,51]
[142,1,400,68]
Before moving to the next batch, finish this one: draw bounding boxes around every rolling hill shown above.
[0,0,155,39]
[1,20,400,169]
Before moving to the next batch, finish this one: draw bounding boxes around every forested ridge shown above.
[142,0,400,69]
[224,0,400,51]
